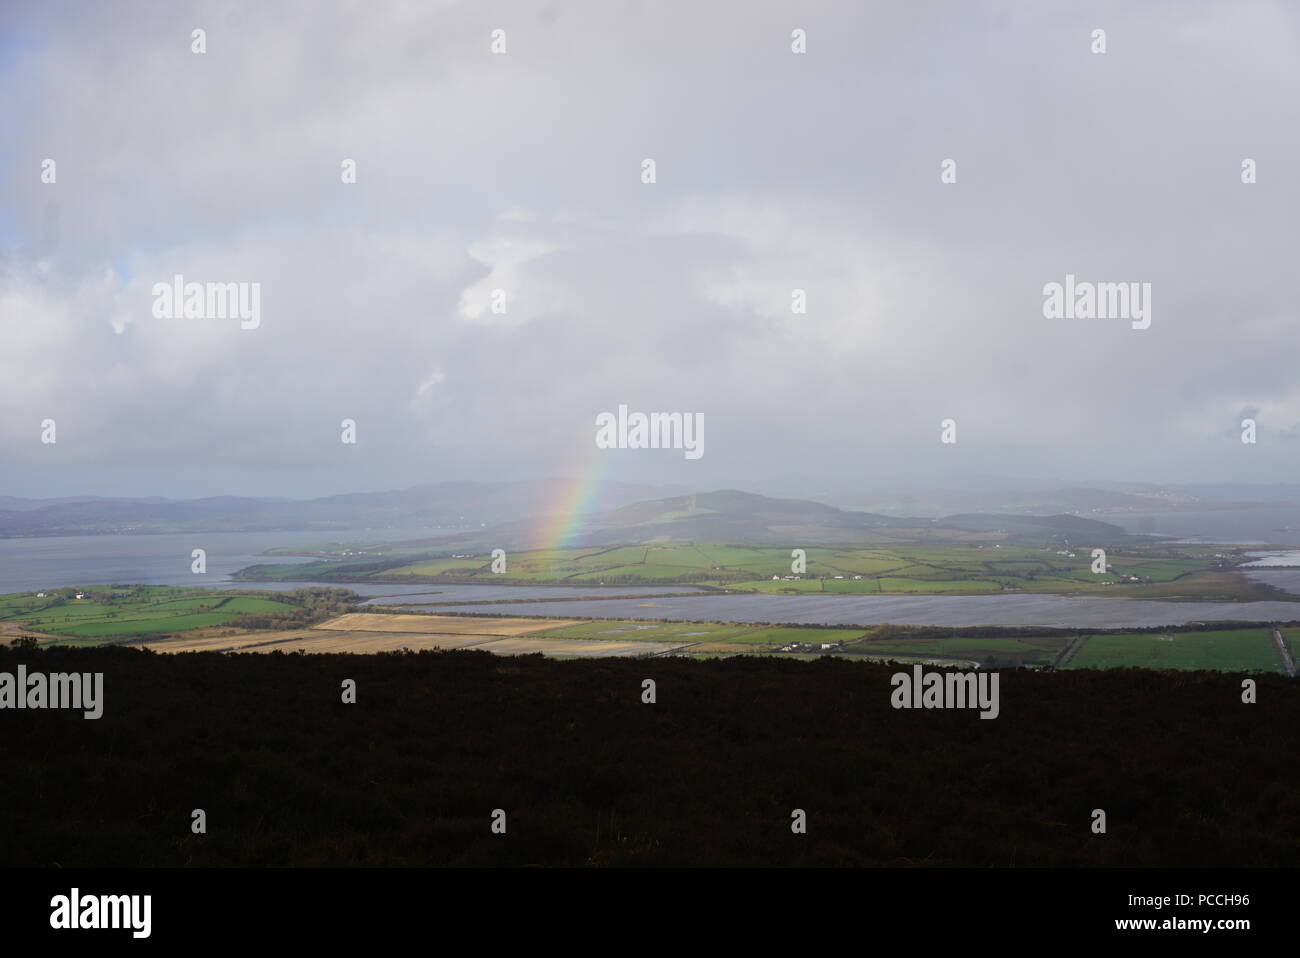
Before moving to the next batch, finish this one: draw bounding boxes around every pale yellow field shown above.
[313,613,579,635]
[139,630,504,654]
[134,611,679,656]
[145,630,677,657]
[129,632,317,653]
[278,633,501,653]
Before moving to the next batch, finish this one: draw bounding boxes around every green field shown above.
[715,627,865,646]
[1067,629,1285,673]
[247,540,1271,600]
[526,619,1292,671]
[851,633,1071,668]
[530,620,866,649]
[0,586,310,643]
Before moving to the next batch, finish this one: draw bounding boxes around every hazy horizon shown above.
[8,471,1300,507]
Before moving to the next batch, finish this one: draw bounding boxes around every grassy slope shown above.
[242,541,1275,601]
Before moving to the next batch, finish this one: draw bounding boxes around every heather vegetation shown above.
[1,643,1294,867]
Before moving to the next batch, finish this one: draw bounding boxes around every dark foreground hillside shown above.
[0,645,1295,867]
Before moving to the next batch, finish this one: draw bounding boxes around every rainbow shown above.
[533,451,616,553]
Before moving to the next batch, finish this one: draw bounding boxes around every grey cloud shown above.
[1,0,1297,496]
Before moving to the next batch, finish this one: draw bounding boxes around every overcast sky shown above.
[2,0,1298,499]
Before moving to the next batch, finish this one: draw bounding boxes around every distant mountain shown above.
[0,480,677,538]
[0,495,136,512]
[11,472,1297,540]
[402,489,1139,551]
[815,484,1289,518]
[933,512,1138,542]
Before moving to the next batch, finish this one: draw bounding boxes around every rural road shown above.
[1052,634,1089,670]
[1270,628,1297,677]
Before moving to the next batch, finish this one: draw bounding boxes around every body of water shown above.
[0,530,706,601]
[1111,507,1300,546]
[385,592,1300,629]
[1242,569,1300,597]
[0,528,461,594]
[1240,550,1300,567]
[362,584,705,604]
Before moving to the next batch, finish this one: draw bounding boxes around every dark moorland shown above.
[1,644,1295,867]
